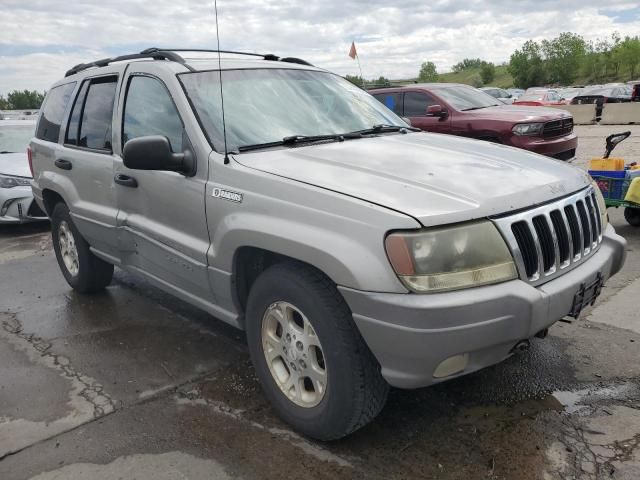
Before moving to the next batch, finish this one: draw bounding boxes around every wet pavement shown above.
[1,126,640,479]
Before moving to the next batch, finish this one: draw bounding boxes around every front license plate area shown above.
[568,272,604,319]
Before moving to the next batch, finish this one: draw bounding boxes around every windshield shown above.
[431,85,500,111]
[179,69,407,151]
[0,124,35,153]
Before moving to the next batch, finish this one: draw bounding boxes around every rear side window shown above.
[404,92,437,116]
[123,76,183,152]
[36,82,76,143]
[79,78,117,150]
[65,81,89,146]
[372,92,402,116]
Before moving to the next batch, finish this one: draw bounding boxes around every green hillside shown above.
[437,65,514,88]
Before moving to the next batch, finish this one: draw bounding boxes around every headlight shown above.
[0,174,32,188]
[385,221,517,293]
[512,123,544,136]
[591,181,609,230]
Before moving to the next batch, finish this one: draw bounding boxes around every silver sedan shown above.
[0,120,48,223]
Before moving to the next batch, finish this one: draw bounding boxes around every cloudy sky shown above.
[1,0,639,94]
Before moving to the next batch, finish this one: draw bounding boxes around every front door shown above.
[403,91,451,133]
[113,67,212,301]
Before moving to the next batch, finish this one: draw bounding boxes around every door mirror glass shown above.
[123,135,194,175]
[426,104,447,117]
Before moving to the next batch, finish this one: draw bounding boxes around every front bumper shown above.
[0,185,48,224]
[509,132,578,160]
[339,225,626,389]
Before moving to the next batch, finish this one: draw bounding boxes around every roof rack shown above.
[146,48,314,66]
[65,48,313,77]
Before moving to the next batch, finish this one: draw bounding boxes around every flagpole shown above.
[356,53,366,89]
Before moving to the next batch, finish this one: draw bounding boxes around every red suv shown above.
[370,84,577,160]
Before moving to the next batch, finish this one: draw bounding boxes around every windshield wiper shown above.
[0,151,14,154]
[238,133,359,153]
[349,124,420,136]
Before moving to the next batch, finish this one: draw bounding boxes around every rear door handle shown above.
[54,159,72,170]
[114,173,138,188]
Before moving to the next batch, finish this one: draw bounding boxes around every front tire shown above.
[245,262,389,441]
[51,203,114,293]
[624,207,640,227]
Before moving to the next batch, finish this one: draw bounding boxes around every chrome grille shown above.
[493,187,603,286]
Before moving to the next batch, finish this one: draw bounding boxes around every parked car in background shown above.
[0,120,48,223]
[370,83,577,160]
[480,87,514,104]
[556,88,584,104]
[571,86,632,117]
[513,90,565,106]
[506,88,525,100]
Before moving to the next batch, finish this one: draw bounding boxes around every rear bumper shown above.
[0,186,48,224]
[339,225,626,389]
[509,132,578,159]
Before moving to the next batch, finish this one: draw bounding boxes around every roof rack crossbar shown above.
[65,50,196,77]
[65,48,314,77]
[144,48,314,66]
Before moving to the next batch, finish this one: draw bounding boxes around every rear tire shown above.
[51,203,114,293]
[624,207,640,227]
[245,262,389,440]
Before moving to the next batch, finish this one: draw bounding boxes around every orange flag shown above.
[348,41,357,59]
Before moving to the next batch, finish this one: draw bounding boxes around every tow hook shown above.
[511,340,530,354]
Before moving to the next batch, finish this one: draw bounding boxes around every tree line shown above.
[508,32,640,88]
[0,90,45,110]
[345,31,640,89]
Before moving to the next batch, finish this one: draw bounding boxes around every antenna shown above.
[214,0,230,164]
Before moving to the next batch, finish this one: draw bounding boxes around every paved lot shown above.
[1,125,639,480]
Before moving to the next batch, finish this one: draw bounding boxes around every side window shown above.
[36,82,76,143]
[65,81,89,146]
[403,92,437,117]
[372,93,402,116]
[123,76,183,152]
[78,77,117,150]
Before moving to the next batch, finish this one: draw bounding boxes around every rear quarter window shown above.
[36,82,76,143]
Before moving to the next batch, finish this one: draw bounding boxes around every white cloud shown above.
[0,0,639,94]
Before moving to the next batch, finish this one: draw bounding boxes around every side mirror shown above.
[426,104,447,118]
[123,136,195,175]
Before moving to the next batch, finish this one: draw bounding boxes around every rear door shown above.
[403,91,451,133]
[57,70,123,259]
[112,64,212,301]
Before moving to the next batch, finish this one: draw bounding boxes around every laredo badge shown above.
[212,188,243,203]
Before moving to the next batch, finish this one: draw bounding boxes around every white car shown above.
[0,120,48,223]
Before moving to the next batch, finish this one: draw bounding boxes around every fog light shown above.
[1,199,14,217]
[433,354,469,379]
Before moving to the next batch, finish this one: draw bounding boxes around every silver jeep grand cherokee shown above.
[30,49,626,440]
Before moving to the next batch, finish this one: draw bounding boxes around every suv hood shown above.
[465,105,570,122]
[234,132,591,227]
[0,152,31,178]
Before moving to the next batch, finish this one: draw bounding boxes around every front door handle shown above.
[54,159,72,170]
[114,173,138,188]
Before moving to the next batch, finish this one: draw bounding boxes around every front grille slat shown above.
[576,200,592,253]
[494,187,603,287]
[549,210,570,265]
[532,215,556,273]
